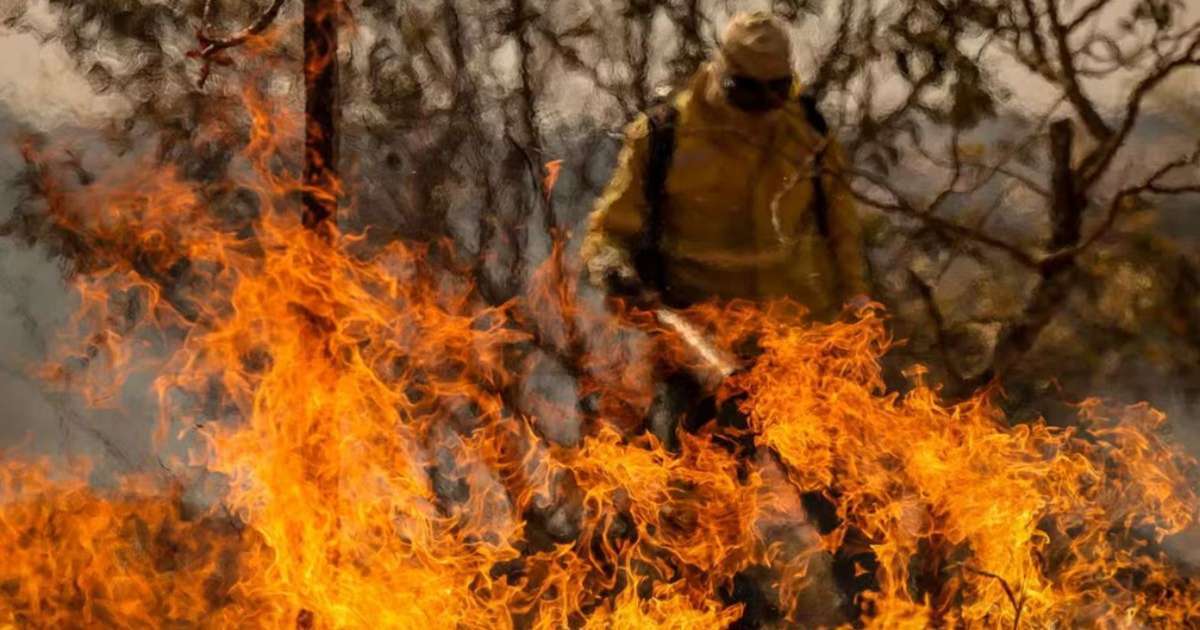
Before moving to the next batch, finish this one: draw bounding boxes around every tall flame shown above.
[2,85,1198,628]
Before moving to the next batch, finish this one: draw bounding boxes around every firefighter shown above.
[581,11,869,316]
[579,13,863,625]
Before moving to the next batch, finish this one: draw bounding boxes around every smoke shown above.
[0,121,158,480]
[0,179,192,489]
[0,29,202,483]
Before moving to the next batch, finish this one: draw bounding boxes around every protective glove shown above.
[586,245,653,303]
[844,293,872,313]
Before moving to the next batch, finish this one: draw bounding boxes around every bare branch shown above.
[1073,33,1155,76]
[1044,142,1200,268]
[925,125,967,212]
[806,0,856,97]
[909,97,1063,201]
[196,0,290,52]
[1017,0,1051,73]
[1080,30,1200,185]
[909,269,962,389]
[1066,0,1113,33]
[843,166,1041,269]
[1045,0,1112,139]
[534,24,632,114]
[188,0,290,87]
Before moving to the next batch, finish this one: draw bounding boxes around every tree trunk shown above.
[983,119,1084,385]
[300,0,342,604]
[302,0,339,230]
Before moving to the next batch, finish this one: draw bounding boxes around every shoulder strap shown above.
[799,93,829,135]
[636,102,679,291]
[799,93,832,238]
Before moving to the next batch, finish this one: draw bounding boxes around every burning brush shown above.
[2,47,1200,630]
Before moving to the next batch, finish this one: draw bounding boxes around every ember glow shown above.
[2,90,1199,629]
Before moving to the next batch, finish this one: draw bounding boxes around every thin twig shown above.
[909,94,1066,201]
[962,564,1025,629]
[909,269,962,389]
[1066,0,1113,33]
[842,166,1041,269]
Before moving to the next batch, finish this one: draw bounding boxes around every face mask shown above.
[721,74,792,113]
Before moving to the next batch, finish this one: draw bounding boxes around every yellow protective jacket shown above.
[581,65,869,316]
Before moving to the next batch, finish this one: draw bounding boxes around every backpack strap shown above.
[799,93,829,135]
[799,93,832,238]
[635,102,679,292]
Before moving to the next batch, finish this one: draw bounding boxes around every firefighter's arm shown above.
[821,140,870,301]
[580,115,652,292]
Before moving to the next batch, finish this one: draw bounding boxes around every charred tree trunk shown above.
[299,1,342,613]
[302,0,339,230]
[1048,120,1085,252]
[983,119,1084,386]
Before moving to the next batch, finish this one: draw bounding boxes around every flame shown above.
[543,160,564,201]
[2,80,1199,629]
[716,302,1200,626]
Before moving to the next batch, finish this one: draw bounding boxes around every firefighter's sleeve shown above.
[580,115,652,289]
[821,140,870,299]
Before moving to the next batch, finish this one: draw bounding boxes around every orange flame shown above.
[2,82,1199,629]
[543,160,563,201]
